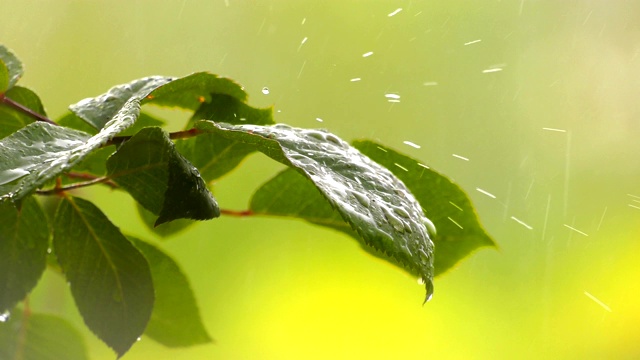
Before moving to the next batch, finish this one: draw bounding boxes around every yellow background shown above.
[2,1,639,359]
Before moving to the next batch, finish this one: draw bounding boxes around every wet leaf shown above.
[53,196,154,357]
[70,76,173,130]
[177,94,274,181]
[143,72,247,111]
[0,197,49,312]
[137,203,195,238]
[0,86,47,139]
[197,122,435,297]
[106,127,219,226]
[0,45,23,91]
[1,78,169,203]
[129,237,212,347]
[353,140,496,275]
[0,310,88,360]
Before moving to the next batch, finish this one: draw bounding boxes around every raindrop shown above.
[388,8,403,17]
[362,51,374,58]
[385,93,401,99]
[403,140,421,149]
[350,78,361,82]
[423,217,437,238]
[315,117,324,122]
[261,87,270,95]
[0,311,10,323]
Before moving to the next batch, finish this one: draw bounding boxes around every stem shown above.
[0,93,57,125]
[36,176,115,195]
[220,209,254,217]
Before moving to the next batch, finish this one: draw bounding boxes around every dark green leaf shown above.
[1,78,169,203]
[353,140,496,275]
[0,311,88,360]
[137,203,195,238]
[70,76,172,130]
[106,127,219,226]
[53,196,154,357]
[0,86,47,139]
[198,122,435,297]
[0,197,49,312]
[128,237,212,347]
[57,112,99,135]
[177,95,274,181]
[0,45,23,91]
[143,72,247,110]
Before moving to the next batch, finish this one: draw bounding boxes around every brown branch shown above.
[220,209,254,217]
[0,93,58,125]
[36,176,115,195]
[104,127,203,147]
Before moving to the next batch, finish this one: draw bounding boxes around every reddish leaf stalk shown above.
[220,209,254,217]
[0,93,58,125]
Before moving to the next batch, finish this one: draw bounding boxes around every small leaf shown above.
[70,76,173,130]
[0,86,47,139]
[197,122,435,296]
[1,78,169,203]
[128,237,212,347]
[0,45,23,91]
[177,94,274,181]
[0,196,49,312]
[0,310,88,360]
[144,72,247,110]
[137,203,195,238]
[106,127,219,226]
[53,196,154,357]
[353,140,496,275]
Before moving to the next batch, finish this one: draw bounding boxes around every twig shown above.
[220,209,254,217]
[36,176,115,195]
[0,93,58,125]
[104,127,203,147]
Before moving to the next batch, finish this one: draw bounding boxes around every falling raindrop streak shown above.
[464,39,482,45]
[403,140,421,149]
[362,51,374,57]
[584,291,612,312]
[388,8,403,17]
[350,78,362,82]
[563,224,588,237]
[511,216,533,230]
[476,187,497,199]
[542,127,567,133]
[452,154,469,161]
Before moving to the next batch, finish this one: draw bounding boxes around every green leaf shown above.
[0,86,47,139]
[116,112,165,136]
[198,122,435,298]
[177,94,274,181]
[57,112,99,135]
[0,196,49,312]
[128,237,212,347]
[106,127,219,226]
[143,72,247,110]
[137,203,195,238]
[0,60,8,93]
[53,196,154,357]
[0,45,23,91]
[70,76,172,130]
[0,311,88,360]
[1,78,169,203]
[353,140,496,275]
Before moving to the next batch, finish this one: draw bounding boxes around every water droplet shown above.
[423,217,437,238]
[382,207,405,232]
[315,117,324,122]
[261,87,270,95]
[351,191,371,208]
[305,130,325,141]
[324,134,343,147]
[136,337,142,342]
[423,278,434,304]
[0,311,10,322]
[0,168,30,186]
[362,51,374,58]
[393,207,411,219]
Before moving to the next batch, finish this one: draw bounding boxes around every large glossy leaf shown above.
[53,196,154,357]
[0,45,23,91]
[0,78,169,203]
[0,311,88,360]
[0,86,47,139]
[70,76,172,130]
[106,127,219,226]
[177,94,274,182]
[143,72,247,110]
[129,237,212,347]
[196,121,435,297]
[137,203,195,238]
[353,140,496,275]
[0,196,49,312]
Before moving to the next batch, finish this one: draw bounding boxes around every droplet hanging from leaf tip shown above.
[423,278,434,305]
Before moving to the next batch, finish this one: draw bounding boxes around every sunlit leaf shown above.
[0,310,88,360]
[53,196,154,357]
[70,76,172,130]
[0,45,23,91]
[197,122,435,297]
[128,237,212,347]
[0,60,8,93]
[177,94,274,181]
[0,196,49,312]
[143,72,247,110]
[106,127,219,226]
[353,140,496,275]
[0,86,47,139]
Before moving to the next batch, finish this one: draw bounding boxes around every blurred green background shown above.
[2,0,640,359]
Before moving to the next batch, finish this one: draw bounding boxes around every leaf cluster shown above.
[0,45,495,358]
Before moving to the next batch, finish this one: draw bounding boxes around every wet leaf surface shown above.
[0,45,23,91]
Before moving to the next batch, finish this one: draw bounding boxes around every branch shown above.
[0,93,58,125]
[36,175,116,195]
[220,209,254,217]
[104,127,203,147]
